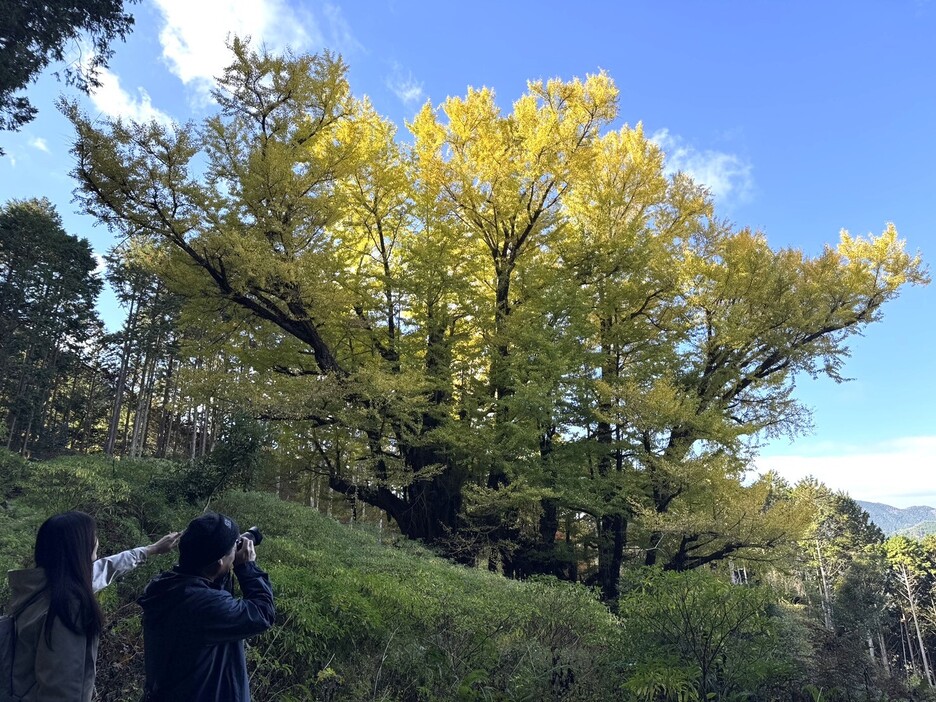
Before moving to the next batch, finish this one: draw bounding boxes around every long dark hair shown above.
[34,511,104,645]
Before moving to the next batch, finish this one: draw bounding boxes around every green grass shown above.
[1,453,624,701]
[213,491,623,701]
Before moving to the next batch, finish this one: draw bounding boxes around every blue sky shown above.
[2,1,934,506]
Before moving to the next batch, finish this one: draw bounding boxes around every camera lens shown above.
[241,526,263,545]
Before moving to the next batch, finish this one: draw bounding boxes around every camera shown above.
[237,526,263,547]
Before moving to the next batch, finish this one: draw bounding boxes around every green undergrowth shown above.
[221,491,624,701]
[0,453,624,701]
[4,451,906,701]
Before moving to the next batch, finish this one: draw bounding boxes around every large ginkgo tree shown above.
[64,39,927,601]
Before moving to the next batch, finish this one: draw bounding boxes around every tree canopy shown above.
[63,39,928,600]
[0,198,102,454]
[0,0,136,141]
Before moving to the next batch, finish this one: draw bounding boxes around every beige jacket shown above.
[7,548,147,702]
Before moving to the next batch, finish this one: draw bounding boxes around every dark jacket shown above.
[138,562,275,702]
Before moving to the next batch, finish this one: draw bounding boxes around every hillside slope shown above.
[857,500,936,537]
[0,454,623,702]
[205,492,625,701]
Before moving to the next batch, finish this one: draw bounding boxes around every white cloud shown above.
[322,3,363,55]
[88,66,174,126]
[386,63,425,105]
[755,436,936,508]
[93,253,107,276]
[650,128,754,207]
[28,137,49,153]
[151,0,325,101]
[4,153,15,167]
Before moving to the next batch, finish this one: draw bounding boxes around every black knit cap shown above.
[179,512,240,571]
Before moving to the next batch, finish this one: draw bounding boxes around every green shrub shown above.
[617,568,797,701]
[0,448,29,500]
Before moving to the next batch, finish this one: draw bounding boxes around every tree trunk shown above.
[77,368,98,452]
[878,627,891,676]
[595,315,626,602]
[189,405,198,461]
[901,565,933,685]
[815,538,834,630]
[597,513,625,605]
[36,340,64,449]
[155,354,176,457]
[199,398,210,457]
[129,336,157,457]
[61,363,84,451]
[119,346,143,455]
[901,615,916,680]
[19,405,36,457]
[6,414,16,451]
[105,291,139,455]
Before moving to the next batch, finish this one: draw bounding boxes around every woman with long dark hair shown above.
[7,512,179,701]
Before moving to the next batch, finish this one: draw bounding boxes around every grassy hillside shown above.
[0,453,626,700]
[196,492,624,701]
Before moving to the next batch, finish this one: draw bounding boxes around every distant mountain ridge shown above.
[857,501,936,537]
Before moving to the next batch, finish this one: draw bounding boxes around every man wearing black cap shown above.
[138,512,275,701]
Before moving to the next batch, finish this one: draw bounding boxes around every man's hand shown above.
[234,537,257,566]
[145,531,181,557]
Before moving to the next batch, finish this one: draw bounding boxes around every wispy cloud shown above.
[755,436,936,508]
[88,66,173,126]
[151,0,360,104]
[650,128,754,207]
[386,62,425,106]
[322,3,363,55]
[28,137,49,153]
[93,253,107,276]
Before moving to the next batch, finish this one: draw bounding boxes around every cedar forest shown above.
[2,36,936,701]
